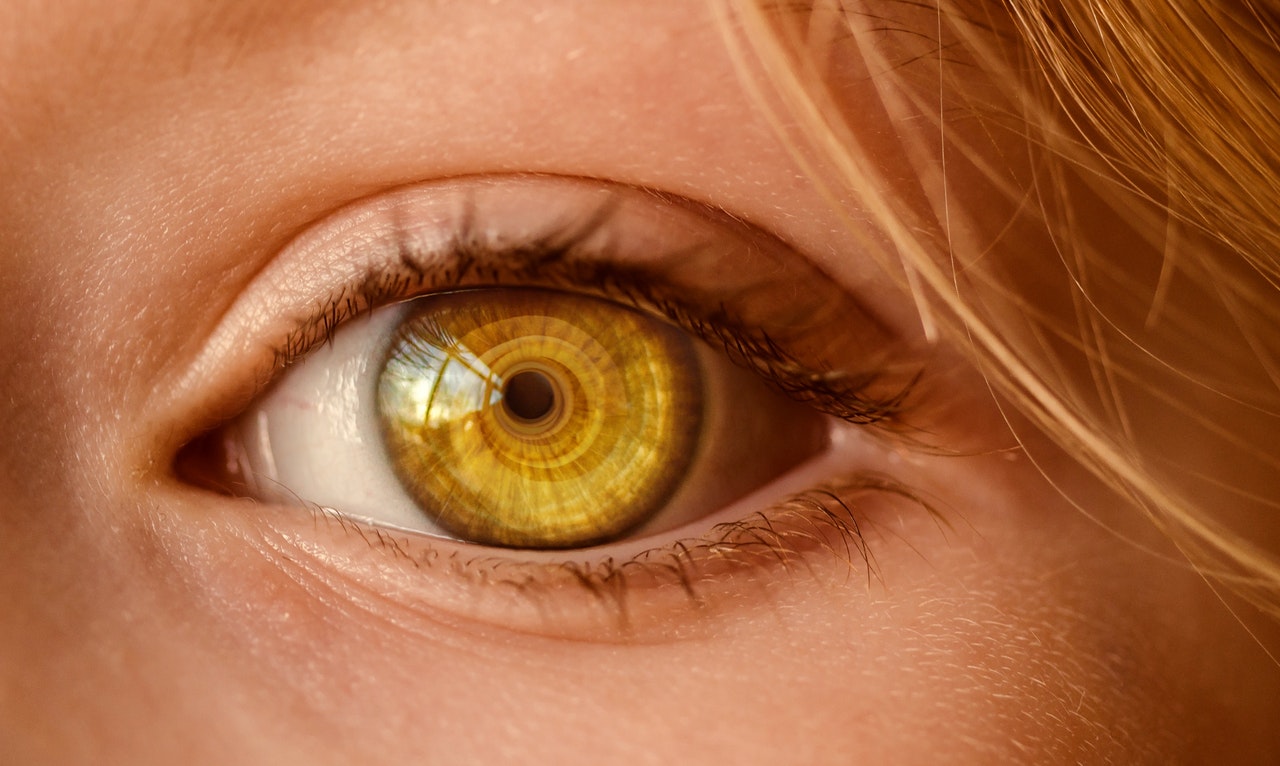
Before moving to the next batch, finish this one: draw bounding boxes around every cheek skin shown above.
[0,446,1207,765]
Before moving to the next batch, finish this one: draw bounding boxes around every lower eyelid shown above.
[213,427,927,642]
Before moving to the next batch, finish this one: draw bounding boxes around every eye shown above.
[202,286,828,549]
[174,175,927,601]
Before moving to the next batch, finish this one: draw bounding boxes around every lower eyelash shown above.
[300,472,943,637]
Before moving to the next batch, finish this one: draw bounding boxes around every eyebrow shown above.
[4,0,383,81]
[167,0,383,68]
[0,0,431,139]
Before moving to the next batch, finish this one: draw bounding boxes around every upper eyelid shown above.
[156,174,919,449]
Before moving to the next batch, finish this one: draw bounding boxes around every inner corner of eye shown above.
[173,424,256,499]
[176,287,833,552]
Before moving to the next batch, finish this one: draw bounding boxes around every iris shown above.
[378,289,704,548]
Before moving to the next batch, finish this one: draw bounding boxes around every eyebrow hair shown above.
[4,0,387,79]
[177,0,390,65]
[169,1,360,73]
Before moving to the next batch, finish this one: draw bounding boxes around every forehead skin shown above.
[1,1,1278,764]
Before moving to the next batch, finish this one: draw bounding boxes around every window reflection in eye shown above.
[177,175,929,599]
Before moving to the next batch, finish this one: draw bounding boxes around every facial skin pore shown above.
[1,1,1277,763]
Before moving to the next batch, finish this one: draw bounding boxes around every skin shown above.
[1,1,1277,763]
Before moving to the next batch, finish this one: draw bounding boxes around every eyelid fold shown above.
[168,174,922,440]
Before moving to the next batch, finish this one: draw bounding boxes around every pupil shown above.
[502,370,556,422]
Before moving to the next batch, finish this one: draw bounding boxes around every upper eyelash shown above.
[269,206,921,429]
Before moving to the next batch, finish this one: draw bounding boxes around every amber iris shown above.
[377,289,704,548]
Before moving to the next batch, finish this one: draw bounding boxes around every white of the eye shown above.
[236,303,451,534]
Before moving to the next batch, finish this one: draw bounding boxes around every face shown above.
[1,1,1277,763]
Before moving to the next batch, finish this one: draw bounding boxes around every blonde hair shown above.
[717,0,1280,617]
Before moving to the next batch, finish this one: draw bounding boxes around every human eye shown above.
[170,174,932,636]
